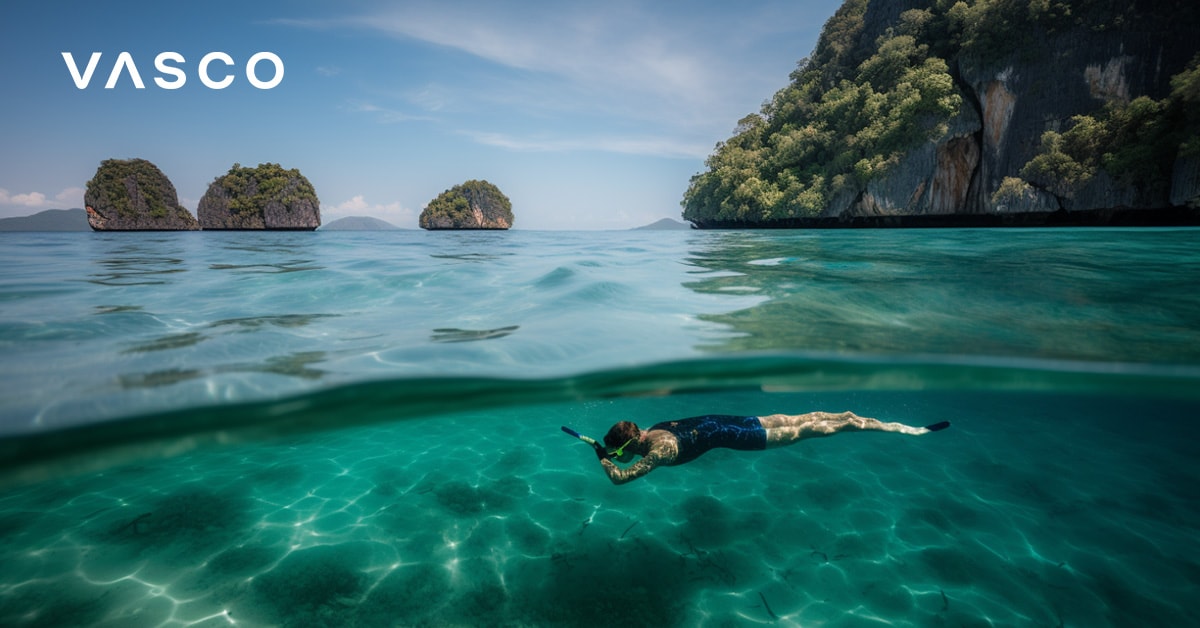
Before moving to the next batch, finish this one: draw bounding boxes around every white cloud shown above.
[55,187,85,206]
[0,188,49,207]
[316,65,342,77]
[335,195,371,212]
[330,195,416,226]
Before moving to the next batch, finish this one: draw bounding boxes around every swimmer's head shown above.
[604,421,640,462]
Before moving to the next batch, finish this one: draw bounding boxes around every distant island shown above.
[85,158,199,231]
[420,180,513,230]
[682,0,1200,228]
[0,209,88,232]
[320,216,401,231]
[73,158,323,231]
[199,163,321,230]
[633,218,691,230]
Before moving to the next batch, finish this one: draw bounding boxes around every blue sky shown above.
[0,0,841,229]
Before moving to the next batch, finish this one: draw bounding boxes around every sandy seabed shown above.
[1,392,1197,627]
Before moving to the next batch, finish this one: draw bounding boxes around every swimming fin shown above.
[924,421,951,432]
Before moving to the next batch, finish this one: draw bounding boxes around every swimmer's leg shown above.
[758,412,949,447]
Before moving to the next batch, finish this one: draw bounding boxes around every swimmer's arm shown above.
[600,448,669,485]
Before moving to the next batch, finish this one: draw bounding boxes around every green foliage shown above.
[213,163,318,214]
[1021,128,1094,199]
[1171,54,1200,157]
[991,176,1038,209]
[682,0,1198,223]
[86,158,178,218]
[420,179,513,229]
[1022,53,1200,202]
[682,5,961,224]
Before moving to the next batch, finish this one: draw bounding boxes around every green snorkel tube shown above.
[561,426,610,460]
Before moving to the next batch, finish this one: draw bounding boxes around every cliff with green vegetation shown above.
[682,0,1200,228]
[419,180,513,230]
[84,158,199,231]
[198,163,321,230]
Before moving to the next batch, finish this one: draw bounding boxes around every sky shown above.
[0,0,843,229]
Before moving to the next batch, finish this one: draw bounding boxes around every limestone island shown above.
[198,163,321,230]
[682,0,1200,228]
[419,180,513,230]
[84,158,199,231]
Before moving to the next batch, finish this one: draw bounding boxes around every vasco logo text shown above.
[61,51,284,90]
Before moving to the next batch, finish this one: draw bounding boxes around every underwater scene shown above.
[1,229,1199,627]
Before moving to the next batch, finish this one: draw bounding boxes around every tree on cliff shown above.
[419,180,514,230]
[1022,54,1200,207]
[198,163,321,230]
[682,0,1200,225]
[682,0,961,224]
[84,158,199,231]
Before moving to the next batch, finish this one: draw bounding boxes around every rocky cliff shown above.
[419,180,513,230]
[198,163,321,230]
[84,158,199,231]
[682,0,1200,227]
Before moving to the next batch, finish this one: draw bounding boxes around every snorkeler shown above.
[572,413,949,485]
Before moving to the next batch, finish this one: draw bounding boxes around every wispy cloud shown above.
[278,1,818,131]
[345,101,436,124]
[338,3,718,121]
[278,0,835,166]
[458,130,710,159]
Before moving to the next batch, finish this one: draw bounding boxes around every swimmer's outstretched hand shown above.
[561,426,610,460]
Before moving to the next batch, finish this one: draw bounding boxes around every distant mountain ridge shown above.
[321,216,402,230]
[633,218,691,230]
[0,209,89,231]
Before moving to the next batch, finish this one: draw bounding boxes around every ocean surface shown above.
[1,228,1198,627]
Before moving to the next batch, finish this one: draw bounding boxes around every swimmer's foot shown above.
[923,421,951,432]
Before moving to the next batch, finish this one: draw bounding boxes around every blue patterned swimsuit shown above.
[649,415,767,465]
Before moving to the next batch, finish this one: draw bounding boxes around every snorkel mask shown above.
[607,437,634,459]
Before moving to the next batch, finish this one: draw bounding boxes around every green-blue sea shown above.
[1,229,1198,627]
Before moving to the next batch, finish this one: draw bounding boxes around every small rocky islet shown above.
[84,159,322,232]
[82,160,516,232]
[198,163,321,231]
[84,158,199,231]
[418,180,514,230]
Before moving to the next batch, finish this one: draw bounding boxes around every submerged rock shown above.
[419,180,513,230]
[83,158,199,231]
[198,163,321,230]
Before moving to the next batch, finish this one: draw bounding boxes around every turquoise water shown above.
[1,229,1199,626]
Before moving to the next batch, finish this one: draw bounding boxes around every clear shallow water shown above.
[1,229,1199,626]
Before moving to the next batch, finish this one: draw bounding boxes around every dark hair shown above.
[604,421,640,448]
